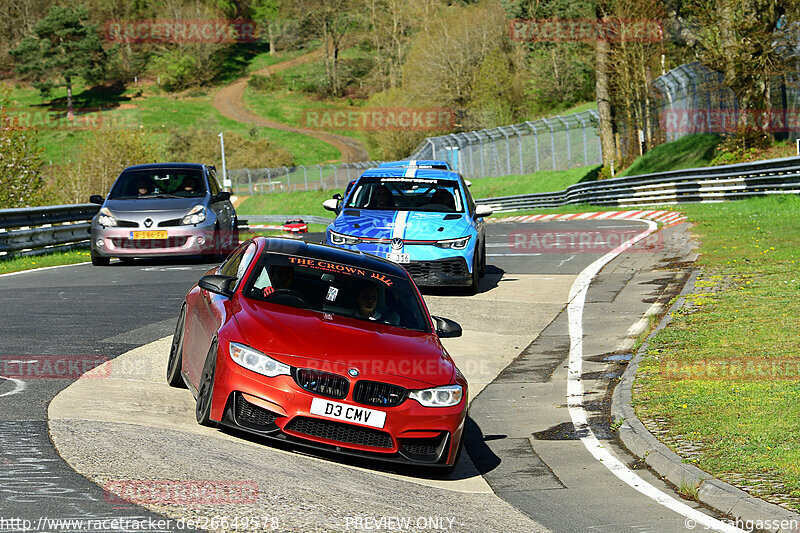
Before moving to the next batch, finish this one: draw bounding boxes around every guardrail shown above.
[3,156,799,257]
[0,204,100,257]
[476,156,800,212]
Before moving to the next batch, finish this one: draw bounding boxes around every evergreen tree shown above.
[10,4,107,121]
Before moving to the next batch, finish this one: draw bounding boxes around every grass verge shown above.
[0,249,92,275]
[618,134,722,177]
[633,195,800,511]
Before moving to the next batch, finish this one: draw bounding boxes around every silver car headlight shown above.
[330,230,361,245]
[97,207,117,227]
[409,384,463,407]
[434,236,470,249]
[182,205,207,225]
[229,342,291,378]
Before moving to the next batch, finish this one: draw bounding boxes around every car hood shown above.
[102,197,203,217]
[233,299,454,388]
[331,210,472,240]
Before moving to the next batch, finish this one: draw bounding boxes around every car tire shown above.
[478,240,486,278]
[195,340,218,427]
[467,250,480,294]
[166,305,188,388]
[91,252,110,266]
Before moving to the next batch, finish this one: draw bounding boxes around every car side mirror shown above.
[323,197,341,214]
[198,274,237,297]
[89,195,104,205]
[474,204,493,218]
[432,316,462,338]
[213,191,231,203]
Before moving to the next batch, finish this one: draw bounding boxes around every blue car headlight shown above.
[329,230,361,245]
[434,236,471,250]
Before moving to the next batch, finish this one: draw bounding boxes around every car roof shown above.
[122,163,207,172]
[260,237,410,278]
[378,159,451,170]
[359,167,462,181]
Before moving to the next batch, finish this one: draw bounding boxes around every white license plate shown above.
[309,398,386,429]
[385,252,410,264]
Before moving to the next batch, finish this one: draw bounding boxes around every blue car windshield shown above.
[345,177,464,213]
[244,253,431,332]
[109,169,207,199]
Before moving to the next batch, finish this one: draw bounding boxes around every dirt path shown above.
[213,49,369,163]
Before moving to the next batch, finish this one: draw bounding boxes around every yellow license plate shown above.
[131,231,168,240]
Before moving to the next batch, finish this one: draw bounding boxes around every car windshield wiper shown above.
[138,194,184,199]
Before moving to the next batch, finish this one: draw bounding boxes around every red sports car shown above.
[167,237,467,470]
[282,219,308,233]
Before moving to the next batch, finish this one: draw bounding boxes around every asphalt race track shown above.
[0,220,730,532]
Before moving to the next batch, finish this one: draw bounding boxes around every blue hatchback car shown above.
[323,168,492,291]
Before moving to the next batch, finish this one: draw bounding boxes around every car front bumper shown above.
[210,358,467,467]
[91,226,217,258]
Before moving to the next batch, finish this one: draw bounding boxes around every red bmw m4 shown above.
[167,236,467,471]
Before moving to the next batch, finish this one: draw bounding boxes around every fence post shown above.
[331,164,338,188]
[283,166,290,191]
[557,116,571,168]
[317,164,324,188]
[511,125,524,174]
[478,132,486,178]
[246,169,253,195]
[541,118,556,171]
[303,166,308,190]
[500,128,512,175]
[578,115,589,166]
[526,121,541,172]
[266,168,273,191]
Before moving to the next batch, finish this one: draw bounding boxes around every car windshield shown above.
[244,253,430,332]
[108,169,207,199]
[345,176,463,213]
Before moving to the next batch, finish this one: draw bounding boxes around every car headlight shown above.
[434,236,471,249]
[182,205,207,225]
[409,384,463,407]
[329,230,361,245]
[229,342,290,378]
[97,207,117,227]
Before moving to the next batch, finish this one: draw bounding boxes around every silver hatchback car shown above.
[89,163,238,266]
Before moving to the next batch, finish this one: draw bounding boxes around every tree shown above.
[293,0,358,96]
[0,87,45,208]
[678,0,800,134]
[10,4,107,121]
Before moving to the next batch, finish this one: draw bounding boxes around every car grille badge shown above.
[144,218,153,228]
[348,368,360,377]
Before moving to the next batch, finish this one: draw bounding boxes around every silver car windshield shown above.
[109,169,207,199]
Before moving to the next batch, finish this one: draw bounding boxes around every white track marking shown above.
[557,254,575,267]
[0,376,26,397]
[0,262,91,277]
[566,219,745,533]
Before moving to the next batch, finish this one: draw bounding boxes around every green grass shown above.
[633,195,800,510]
[7,82,341,166]
[469,166,600,199]
[618,133,722,177]
[236,165,601,217]
[0,249,92,274]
